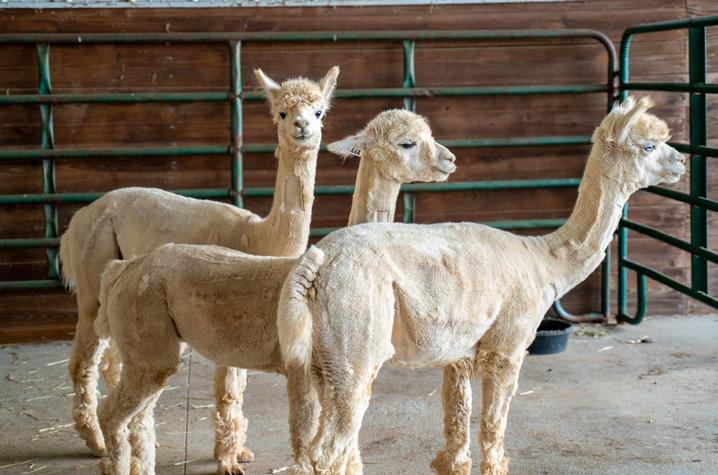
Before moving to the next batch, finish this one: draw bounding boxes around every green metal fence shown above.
[618,15,718,323]
[0,29,616,322]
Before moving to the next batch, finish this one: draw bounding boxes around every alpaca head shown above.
[328,109,457,183]
[254,66,340,153]
[590,96,685,191]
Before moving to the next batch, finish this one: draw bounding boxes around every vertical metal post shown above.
[617,34,632,318]
[689,26,707,294]
[37,43,58,279]
[229,40,243,208]
[402,40,416,223]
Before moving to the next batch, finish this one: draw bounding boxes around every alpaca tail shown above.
[94,259,132,339]
[58,210,85,290]
[277,245,325,374]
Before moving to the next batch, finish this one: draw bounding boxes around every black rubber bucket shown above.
[528,319,572,355]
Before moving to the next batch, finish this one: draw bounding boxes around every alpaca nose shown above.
[437,143,456,163]
[294,118,309,129]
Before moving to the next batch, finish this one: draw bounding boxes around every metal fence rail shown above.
[0,28,616,321]
[618,15,718,323]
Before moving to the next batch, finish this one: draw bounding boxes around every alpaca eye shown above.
[399,142,415,149]
[643,144,655,153]
[279,112,287,119]
[315,111,322,118]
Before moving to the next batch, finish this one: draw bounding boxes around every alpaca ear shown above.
[254,68,281,101]
[328,132,373,159]
[615,95,655,144]
[319,66,340,102]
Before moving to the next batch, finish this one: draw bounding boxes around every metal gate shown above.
[618,15,718,323]
[0,27,617,326]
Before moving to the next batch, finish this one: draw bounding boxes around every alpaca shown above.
[277,97,686,475]
[59,66,340,457]
[95,110,457,475]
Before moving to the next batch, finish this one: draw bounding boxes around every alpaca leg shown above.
[213,366,253,475]
[310,369,379,474]
[98,365,170,475]
[477,350,524,475]
[286,367,320,468]
[69,297,108,456]
[100,339,123,390]
[128,391,162,475]
[431,359,473,475]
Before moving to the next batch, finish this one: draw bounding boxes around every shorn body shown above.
[278,97,686,475]
[95,110,456,475]
[59,66,339,459]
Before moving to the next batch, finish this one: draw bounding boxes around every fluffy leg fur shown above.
[477,350,524,475]
[98,365,173,475]
[286,366,320,469]
[213,366,253,475]
[69,294,108,457]
[431,359,474,475]
[309,367,380,475]
[129,392,162,475]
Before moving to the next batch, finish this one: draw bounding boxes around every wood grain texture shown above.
[1,0,717,342]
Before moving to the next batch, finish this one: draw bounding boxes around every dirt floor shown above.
[0,315,716,474]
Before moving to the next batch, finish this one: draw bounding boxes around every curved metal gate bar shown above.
[618,15,718,324]
[0,26,616,328]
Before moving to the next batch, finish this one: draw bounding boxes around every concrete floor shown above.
[0,315,716,475]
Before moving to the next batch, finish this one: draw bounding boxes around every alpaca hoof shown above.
[430,450,471,475]
[237,447,255,463]
[287,463,312,475]
[83,435,107,458]
[480,457,509,475]
[217,460,245,475]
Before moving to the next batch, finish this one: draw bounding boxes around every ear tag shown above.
[350,147,362,157]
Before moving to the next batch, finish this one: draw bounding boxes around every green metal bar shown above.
[621,15,718,35]
[0,238,60,249]
[621,219,718,265]
[0,92,230,105]
[621,258,718,310]
[644,186,718,213]
[670,142,718,158]
[311,218,567,238]
[0,29,618,45]
[617,271,647,325]
[0,85,610,106]
[689,25,708,294]
[620,82,718,94]
[0,189,229,205]
[0,135,593,162]
[402,40,417,224]
[0,280,62,290]
[0,145,228,161]
[617,25,632,319]
[229,40,243,208]
[36,43,59,280]
[0,178,582,205]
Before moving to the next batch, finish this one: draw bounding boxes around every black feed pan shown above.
[528,319,572,355]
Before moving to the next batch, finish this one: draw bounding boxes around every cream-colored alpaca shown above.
[59,66,339,457]
[277,97,686,475]
[95,110,457,475]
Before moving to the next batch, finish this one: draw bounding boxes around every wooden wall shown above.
[0,0,716,342]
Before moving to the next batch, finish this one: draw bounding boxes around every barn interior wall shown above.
[0,0,716,342]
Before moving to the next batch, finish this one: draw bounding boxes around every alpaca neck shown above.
[347,155,401,225]
[544,146,634,296]
[254,143,317,256]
